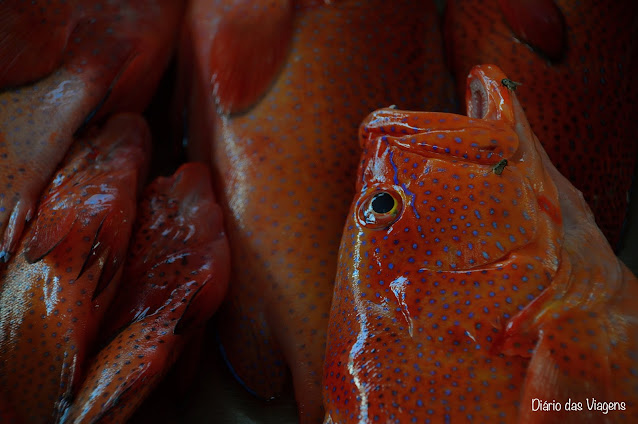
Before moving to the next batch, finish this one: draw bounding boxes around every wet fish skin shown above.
[0,113,151,424]
[323,64,638,423]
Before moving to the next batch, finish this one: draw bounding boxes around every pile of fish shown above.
[0,0,636,423]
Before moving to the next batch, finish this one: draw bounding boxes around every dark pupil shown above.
[371,192,395,214]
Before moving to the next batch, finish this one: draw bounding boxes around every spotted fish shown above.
[0,0,184,261]
[322,64,638,423]
[62,162,230,423]
[443,0,638,249]
[178,1,457,421]
[0,114,151,424]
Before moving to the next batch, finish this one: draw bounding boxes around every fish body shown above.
[444,0,638,248]
[179,1,456,421]
[322,64,638,423]
[0,0,184,260]
[64,163,230,423]
[0,114,151,424]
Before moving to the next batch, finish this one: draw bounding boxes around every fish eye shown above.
[371,192,395,213]
[358,190,402,229]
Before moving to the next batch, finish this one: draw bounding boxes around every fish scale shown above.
[323,64,638,423]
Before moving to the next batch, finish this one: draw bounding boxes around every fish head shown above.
[345,64,561,276]
[323,64,567,423]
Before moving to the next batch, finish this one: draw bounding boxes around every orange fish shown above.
[443,0,638,249]
[322,64,638,423]
[0,114,151,424]
[63,163,230,423]
[178,1,457,421]
[0,0,184,261]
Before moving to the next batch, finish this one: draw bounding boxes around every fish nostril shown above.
[468,78,488,120]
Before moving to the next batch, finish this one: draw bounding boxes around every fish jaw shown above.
[63,163,230,423]
[0,114,151,424]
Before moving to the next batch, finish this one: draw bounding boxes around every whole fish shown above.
[0,114,151,424]
[63,163,230,423]
[443,0,638,249]
[322,64,638,423]
[0,0,184,261]
[179,1,457,421]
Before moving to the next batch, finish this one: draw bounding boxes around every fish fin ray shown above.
[23,212,76,264]
[204,0,294,113]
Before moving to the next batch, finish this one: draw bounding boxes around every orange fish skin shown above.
[63,163,230,424]
[180,1,457,421]
[322,64,638,423]
[0,113,151,424]
[0,0,184,262]
[444,0,638,249]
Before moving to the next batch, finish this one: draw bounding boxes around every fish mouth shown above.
[468,78,489,120]
[359,64,520,169]
[359,110,518,170]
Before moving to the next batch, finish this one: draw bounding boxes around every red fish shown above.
[179,1,456,421]
[322,64,638,423]
[63,163,230,423]
[443,0,638,249]
[0,114,151,424]
[0,0,184,261]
